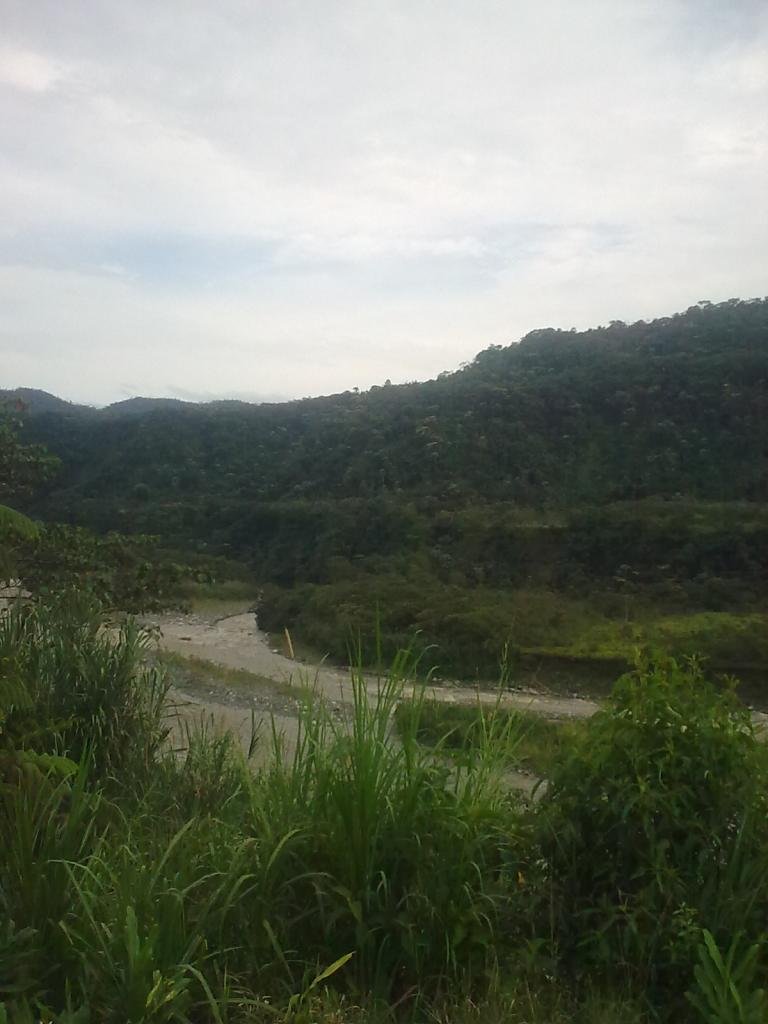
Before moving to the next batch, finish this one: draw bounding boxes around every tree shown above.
[0,403,59,557]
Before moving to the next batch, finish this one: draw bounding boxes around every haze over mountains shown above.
[0,388,274,418]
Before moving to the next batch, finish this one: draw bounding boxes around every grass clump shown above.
[395,699,585,777]
[244,661,521,1001]
[0,589,168,782]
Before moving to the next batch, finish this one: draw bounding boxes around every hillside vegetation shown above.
[13,296,768,686]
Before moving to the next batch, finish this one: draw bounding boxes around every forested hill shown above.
[9,297,768,682]
[17,297,768,526]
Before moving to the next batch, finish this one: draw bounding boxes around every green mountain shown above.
[19,297,768,508]
[0,387,92,416]
[11,297,768,685]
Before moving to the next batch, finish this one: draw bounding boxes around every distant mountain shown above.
[99,396,195,419]
[0,388,93,416]
[14,298,768,527]
[2,390,279,419]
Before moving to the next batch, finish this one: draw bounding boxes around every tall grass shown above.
[395,698,585,777]
[246,659,520,1000]
[2,597,768,1021]
[0,590,168,782]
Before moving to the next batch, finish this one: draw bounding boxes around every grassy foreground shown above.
[2,596,768,1022]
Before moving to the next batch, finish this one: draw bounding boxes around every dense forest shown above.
[8,296,768,685]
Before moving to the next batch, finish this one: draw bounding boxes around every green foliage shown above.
[539,656,768,1004]
[0,401,197,614]
[246,660,520,998]
[13,524,195,613]
[259,577,595,680]
[0,769,99,1001]
[686,930,767,1024]
[0,595,169,780]
[6,296,768,1022]
[0,402,59,505]
[0,401,52,577]
[260,569,768,687]
[0,506,38,544]
[396,700,584,776]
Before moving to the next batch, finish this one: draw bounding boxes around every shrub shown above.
[0,593,168,784]
[538,656,768,1007]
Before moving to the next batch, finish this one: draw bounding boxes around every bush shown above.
[538,656,768,1008]
[0,593,168,783]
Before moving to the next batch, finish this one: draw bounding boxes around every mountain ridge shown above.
[6,296,766,420]
[12,298,768,508]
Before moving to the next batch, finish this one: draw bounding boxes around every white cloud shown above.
[0,47,61,93]
[0,0,766,403]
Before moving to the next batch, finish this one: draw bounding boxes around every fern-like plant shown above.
[686,929,767,1024]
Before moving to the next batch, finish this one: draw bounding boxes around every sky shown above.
[1,0,766,406]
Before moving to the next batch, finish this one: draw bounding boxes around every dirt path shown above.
[151,608,595,798]
[153,609,601,720]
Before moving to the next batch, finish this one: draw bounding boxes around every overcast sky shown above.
[1,0,766,405]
